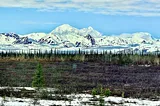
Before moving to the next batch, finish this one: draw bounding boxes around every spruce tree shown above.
[32,63,45,88]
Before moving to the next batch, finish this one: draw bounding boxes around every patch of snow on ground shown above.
[0,95,160,106]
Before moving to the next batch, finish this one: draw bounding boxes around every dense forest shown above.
[0,49,160,65]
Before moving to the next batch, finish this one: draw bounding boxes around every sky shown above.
[0,0,160,38]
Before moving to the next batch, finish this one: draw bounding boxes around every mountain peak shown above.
[80,26,102,38]
[88,26,94,30]
[55,24,76,30]
[58,24,72,28]
[51,24,79,35]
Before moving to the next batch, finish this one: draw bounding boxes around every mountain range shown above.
[0,24,160,53]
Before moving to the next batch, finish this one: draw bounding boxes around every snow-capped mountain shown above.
[51,24,102,38]
[48,24,100,47]
[51,24,79,36]
[119,32,154,44]
[1,33,19,39]
[24,33,47,41]
[0,24,160,53]
[80,26,102,38]
[0,33,19,44]
[0,33,33,45]
[98,36,132,46]
[13,37,32,44]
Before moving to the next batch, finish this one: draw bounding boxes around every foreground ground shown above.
[1,95,160,106]
[0,87,160,106]
[0,61,160,99]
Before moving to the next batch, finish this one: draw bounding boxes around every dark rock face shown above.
[86,34,92,40]
[14,37,32,44]
[62,41,74,48]
[85,34,95,45]
[1,33,20,39]
[47,40,56,44]
[142,40,146,44]
[1,33,32,44]
[38,37,56,44]
[38,38,44,43]
[91,38,95,45]
[75,42,81,47]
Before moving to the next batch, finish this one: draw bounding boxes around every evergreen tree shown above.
[32,63,45,88]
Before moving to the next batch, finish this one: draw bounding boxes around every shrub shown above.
[104,88,111,97]
[91,88,97,96]
[91,85,111,97]
[100,85,104,96]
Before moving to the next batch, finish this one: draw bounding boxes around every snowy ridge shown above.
[80,26,102,38]
[119,32,154,44]
[0,24,160,53]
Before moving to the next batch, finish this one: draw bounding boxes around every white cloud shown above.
[1,0,160,16]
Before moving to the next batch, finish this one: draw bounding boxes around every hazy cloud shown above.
[1,0,160,16]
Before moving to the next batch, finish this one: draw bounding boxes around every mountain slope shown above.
[0,33,18,44]
[24,33,47,41]
[79,26,102,38]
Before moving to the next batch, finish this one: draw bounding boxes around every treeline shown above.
[0,49,160,65]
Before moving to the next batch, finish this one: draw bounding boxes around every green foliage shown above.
[32,63,45,88]
[91,85,106,106]
[104,88,111,97]
[100,85,104,96]
[91,88,97,96]
[91,85,111,97]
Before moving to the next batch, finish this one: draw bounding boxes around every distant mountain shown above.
[24,33,47,41]
[51,24,79,36]
[0,24,159,53]
[1,33,19,39]
[48,24,101,47]
[13,37,32,44]
[0,33,33,45]
[0,33,18,44]
[119,32,154,44]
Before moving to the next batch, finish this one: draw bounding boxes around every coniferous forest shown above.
[0,49,160,65]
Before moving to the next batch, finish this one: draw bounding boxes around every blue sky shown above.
[0,0,160,38]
